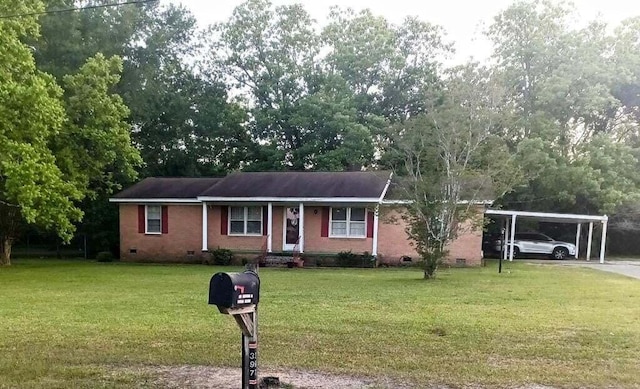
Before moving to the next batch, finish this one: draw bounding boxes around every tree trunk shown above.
[0,237,12,266]
[0,202,21,266]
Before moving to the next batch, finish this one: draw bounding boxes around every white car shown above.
[495,232,576,260]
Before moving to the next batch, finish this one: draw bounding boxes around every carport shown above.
[485,210,609,264]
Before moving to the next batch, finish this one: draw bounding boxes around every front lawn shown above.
[0,259,639,388]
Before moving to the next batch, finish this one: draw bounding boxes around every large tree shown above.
[0,1,140,265]
[29,1,250,255]
[208,0,450,171]
[208,0,357,171]
[488,0,640,215]
[34,1,249,178]
[389,65,520,278]
[322,8,450,123]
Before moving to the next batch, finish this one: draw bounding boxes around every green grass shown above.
[1,259,639,388]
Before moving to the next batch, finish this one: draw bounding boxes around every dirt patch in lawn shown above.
[145,365,416,388]
[131,365,559,389]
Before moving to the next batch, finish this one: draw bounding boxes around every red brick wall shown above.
[377,206,483,266]
[119,203,483,266]
[119,204,204,262]
[377,208,419,263]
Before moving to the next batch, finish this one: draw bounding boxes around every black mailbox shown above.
[209,270,260,310]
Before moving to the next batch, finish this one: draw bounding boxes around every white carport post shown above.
[372,205,379,256]
[299,202,305,253]
[509,214,517,261]
[201,202,208,252]
[599,217,608,264]
[586,222,594,261]
[503,217,510,261]
[575,223,582,260]
[267,202,273,253]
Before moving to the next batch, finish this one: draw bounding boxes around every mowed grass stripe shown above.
[0,260,639,387]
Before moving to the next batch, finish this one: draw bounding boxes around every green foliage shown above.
[0,0,83,265]
[210,0,448,171]
[335,250,374,268]
[488,0,640,215]
[57,53,141,196]
[206,248,234,266]
[389,64,521,279]
[95,251,114,263]
[0,1,142,265]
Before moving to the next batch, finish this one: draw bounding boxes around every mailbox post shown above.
[209,269,260,389]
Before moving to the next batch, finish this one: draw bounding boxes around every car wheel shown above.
[552,247,569,260]
[505,246,519,258]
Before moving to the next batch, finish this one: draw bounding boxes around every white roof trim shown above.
[380,199,492,205]
[486,209,608,222]
[381,199,412,205]
[109,198,200,204]
[197,196,380,203]
[378,172,393,203]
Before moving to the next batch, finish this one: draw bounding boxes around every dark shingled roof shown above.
[112,171,392,200]
[112,177,223,199]
[200,171,391,198]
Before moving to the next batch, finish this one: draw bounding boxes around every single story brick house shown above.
[109,171,483,265]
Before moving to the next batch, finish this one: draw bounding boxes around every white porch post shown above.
[599,218,608,264]
[586,222,594,261]
[509,214,517,261]
[575,223,582,260]
[299,203,304,253]
[267,202,273,253]
[201,202,208,251]
[503,218,510,261]
[372,205,380,256]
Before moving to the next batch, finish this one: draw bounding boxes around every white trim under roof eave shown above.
[379,199,493,205]
[378,172,393,203]
[108,198,201,204]
[196,196,381,203]
[485,209,608,222]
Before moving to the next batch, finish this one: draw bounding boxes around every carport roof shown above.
[485,209,608,223]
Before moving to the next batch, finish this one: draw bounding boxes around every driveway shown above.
[524,259,640,280]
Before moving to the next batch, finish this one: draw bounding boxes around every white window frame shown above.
[145,205,162,235]
[228,206,263,236]
[329,207,367,238]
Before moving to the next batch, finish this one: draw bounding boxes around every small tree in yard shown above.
[387,64,520,279]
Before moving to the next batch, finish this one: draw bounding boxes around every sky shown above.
[166,0,640,65]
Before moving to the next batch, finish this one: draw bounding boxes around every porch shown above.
[200,202,381,256]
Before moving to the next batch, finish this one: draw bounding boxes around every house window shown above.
[146,205,161,234]
[330,207,366,237]
[229,206,262,235]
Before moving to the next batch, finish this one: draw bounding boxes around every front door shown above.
[283,207,300,251]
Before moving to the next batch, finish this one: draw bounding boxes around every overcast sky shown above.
[166,0,640,64]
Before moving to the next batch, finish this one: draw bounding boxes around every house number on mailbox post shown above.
[208,269,260,389]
